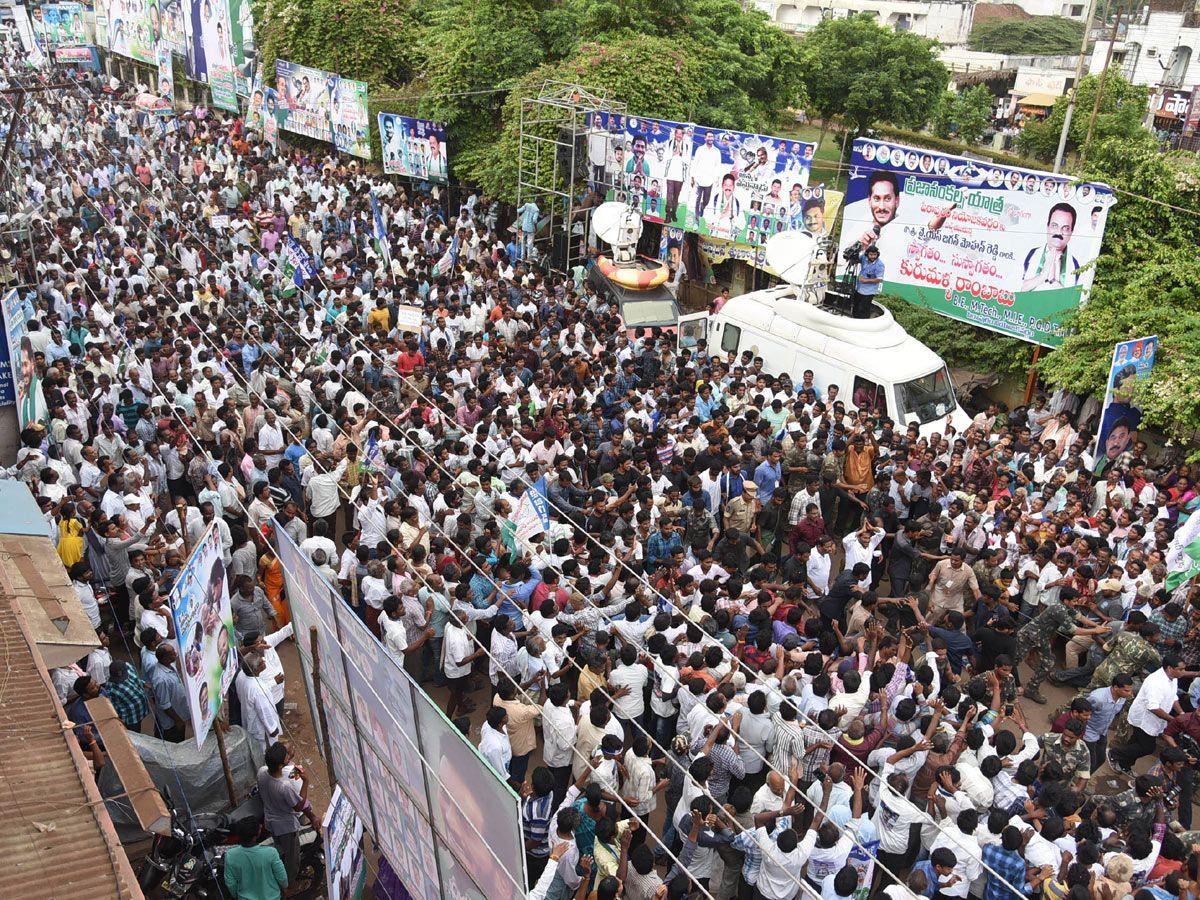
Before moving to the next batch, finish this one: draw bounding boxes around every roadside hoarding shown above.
[105,0,155,63]
[149,0,188,55]
[591,111,815,248]
[226,0,257,95]
[33,3,88,49]
[184,0,238,111]
[836,137,1115,347]
[323,787,367,900]
[1095,335,1157,475]
[274,529,523,899]
[156,42,174,105]
[274,59,370,158]
[378,113,448,183]
[168,523,237,748]
[2,288,45,426]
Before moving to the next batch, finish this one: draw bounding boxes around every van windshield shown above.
[621,299,677,327]
[896,368,957,425]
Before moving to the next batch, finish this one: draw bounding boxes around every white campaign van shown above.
[677,286,972,438]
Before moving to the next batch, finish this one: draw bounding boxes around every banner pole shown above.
[214,718,239,809]
[1023,344,1042,405]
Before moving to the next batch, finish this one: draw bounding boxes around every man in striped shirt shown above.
[520,766,556,884]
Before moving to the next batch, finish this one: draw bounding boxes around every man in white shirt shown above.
[236,651,282,752]
[1110,656,1184,771]
[541,683,577,803]
[479,706,512,779]
[608,645,649,737]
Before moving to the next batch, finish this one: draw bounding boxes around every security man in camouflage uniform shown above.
[1080,616,1163,696]
[1040,719,1091,790]
[1015,589,1107,704]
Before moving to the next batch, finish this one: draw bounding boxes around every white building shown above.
[753,0,976,45]
[1089,10,1200,91]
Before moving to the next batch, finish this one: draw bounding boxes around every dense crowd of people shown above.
[5,35,1200,900]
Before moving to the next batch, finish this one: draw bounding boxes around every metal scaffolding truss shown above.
[517,80,625,276]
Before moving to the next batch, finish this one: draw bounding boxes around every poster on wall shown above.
[275,60,370,158]
[167,523,237,748]
[2,289,45,425]
[156,43,174,105]
[379,114,448,183]
[591,111,815,248]
[107,0,155,63]
[836,138,1115,347]
[323,787,367,900]
[33,4,88,49]
[226,0,257,94]
[1095,335,1157,474]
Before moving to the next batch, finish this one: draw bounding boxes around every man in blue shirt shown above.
[852,245,884,319]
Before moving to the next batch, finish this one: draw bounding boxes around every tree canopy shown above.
[968,16,1084,55]
[932,84,994,144]
[1017,72,1153,163]
[796,15,949,136]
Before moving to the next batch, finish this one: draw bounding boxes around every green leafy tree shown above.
[1017,72,1153,162]
[932,84,994,144]
[1039,143,1200,451]
[968,16,1084,55]
[797,14,949,143]
[254,0,417,84]
[457,34,706,200]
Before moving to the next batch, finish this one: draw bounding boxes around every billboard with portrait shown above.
[156,42,174,106]
[591,111,815,248]
[226,0,257,94]
[149,0,187,56]
[2,289,46,427]
[168,523,237,748]
[837,138,1115,347]
[1096,335,1157,475]
[414,688,525,900]
[106,0,154,63]
[274,60,370,158]
[323,786,367,900]
[184,0,237,111]
[379,114,448,183]
[33,3,88,49]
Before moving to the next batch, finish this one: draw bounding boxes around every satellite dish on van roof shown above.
[764,230,816,286]
[592,201,643,264]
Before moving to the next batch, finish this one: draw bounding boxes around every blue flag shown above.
[370,190,391,266]
[283,234,317,292]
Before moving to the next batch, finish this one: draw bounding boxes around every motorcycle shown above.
[137,790,324,898]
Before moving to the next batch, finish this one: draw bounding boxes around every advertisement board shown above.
[156,42,174,106]
[1096,335,1157,475]
[591,111,815,248]
[12,5,47,65]
[149,0,188,55]
[414,688,526,900]
[167,523,237,747]
[106,0,154,63]
[184,0,238,111]
[379,114,448,183]
[2,289,45,426]
[275,60,370,158]
[33,3,88,48]
[226,0,256,94]
[323,787,367,900]
[274,529,526,900]
[1149,88,1192,123]
[836,137,1115,347]
[95,0,108,50]
[54,45,97,65]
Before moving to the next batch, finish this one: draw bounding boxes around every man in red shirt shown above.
[831,689,889,778]
[394,337,424,375]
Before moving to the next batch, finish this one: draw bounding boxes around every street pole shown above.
[1054,0,1100,173]
[1081,5,1125,162]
